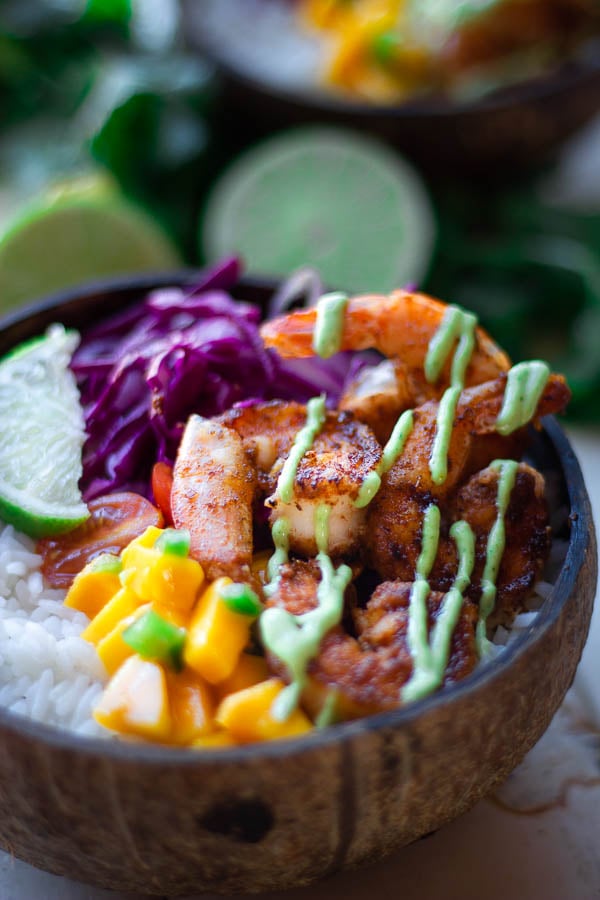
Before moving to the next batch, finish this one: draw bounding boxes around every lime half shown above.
[0,326,89,538]
[0,175,181,313]
[202,127,436,294]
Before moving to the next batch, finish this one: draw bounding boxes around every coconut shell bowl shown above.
[0,273,596,895]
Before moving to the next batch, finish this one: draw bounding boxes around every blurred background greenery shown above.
[1,0,599,419]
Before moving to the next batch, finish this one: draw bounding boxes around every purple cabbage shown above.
[72,259,374,500]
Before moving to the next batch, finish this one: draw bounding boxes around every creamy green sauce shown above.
[425,305,477,485]
[496,361,550,436]
[402,503,441,699]
[312,292,348,359]
[429,384,461,486]
[275,394,326,503]
[424,305,477,385]
[264,516,291,598]
[402,518,475,702]
[355,408,414,508]
[260,504,352,721]
[476,459,519,658]
[315,688,340,729]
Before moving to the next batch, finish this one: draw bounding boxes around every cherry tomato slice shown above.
[38,492,164,588]
[151,462,174,526]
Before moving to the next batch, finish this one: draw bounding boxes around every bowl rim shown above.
[0,270,592,766]
[184,0,600,119]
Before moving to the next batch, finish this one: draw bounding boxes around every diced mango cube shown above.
[94,656,171,741]
[120,526,204,617]
[64,555,122,619]
[192,731,237,749]
[150,601,189,630]
[121,526,163,562]
[119,544,157,587]
[81,586,143,645]
[166,668,215,745]
[122,553,204,617]
[216,678,313,743]
[96,603,151,675]
[216,654,270,701]
[184,577,254,684]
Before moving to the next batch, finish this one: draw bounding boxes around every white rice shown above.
[0,524,105,737]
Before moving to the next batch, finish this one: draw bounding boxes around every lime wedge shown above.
[202,127,436,294]
[0,174,181,313]
[0,325,89,538]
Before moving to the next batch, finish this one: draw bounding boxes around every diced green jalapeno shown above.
[155,527,190,557]
[89,553,122,574]
[122,609,186,670]
[371,31,400,66]
[220,583,262,618]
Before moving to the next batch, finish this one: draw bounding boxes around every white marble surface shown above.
[0,434,598,900]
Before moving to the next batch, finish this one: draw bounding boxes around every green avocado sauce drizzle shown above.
[263,516,291,599]
[402,517,475,702]
[355,408,415,508]
[495,361,550,436]
[401,503,440,697]
[424,304,477,485]
[275,394,327,503]
[260,504,353,722]
[476,459,519,659]
[315,688,340,729]
[312,292,349,359]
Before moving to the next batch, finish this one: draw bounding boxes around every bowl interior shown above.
[0,272,595,897]
[0,269,591,763]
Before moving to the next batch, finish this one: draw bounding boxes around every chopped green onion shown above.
[89,553,122,574]
[155,528,190,557]
[220,583,262,618]
[122,609,186,670]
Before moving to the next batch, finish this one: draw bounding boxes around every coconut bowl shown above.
[182,0,600,176]
[0,272,596,895]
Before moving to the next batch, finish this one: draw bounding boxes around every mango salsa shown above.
[64,553,122,619]
[184,577,259,684]
[81,525,312,748]
[96,603,151,675]
[94,656,171,741]
[167,668,215,745]
[81,586,142,645]
[216,678,313,743]
[216,653,270,701]
[120,526,204,618]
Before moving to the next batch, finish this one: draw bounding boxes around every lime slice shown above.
[0,325,89,538]
[0,174,181,313]
[202,127,436,294]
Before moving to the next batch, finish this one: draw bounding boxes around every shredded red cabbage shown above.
[72,259,374,500]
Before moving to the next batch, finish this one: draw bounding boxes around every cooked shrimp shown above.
[453,462,550,628]
[171,415,255,581]
[338,358,427,445]
[266,564,478,718]
[219,400,382,559]
[261,290,511,387]
[367,374,569,579]
[265,462,548,718]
